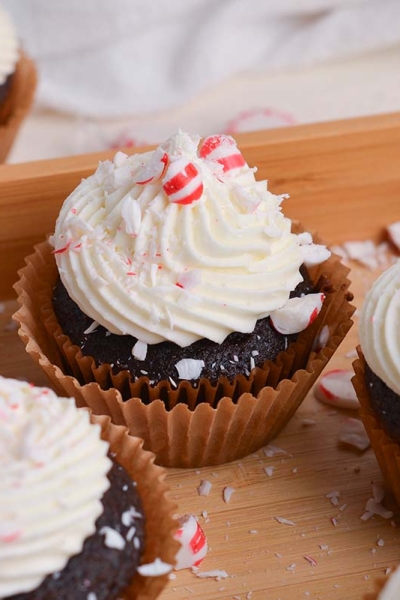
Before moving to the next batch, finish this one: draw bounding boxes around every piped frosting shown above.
[0,376,111,598]
[52,131,329,347]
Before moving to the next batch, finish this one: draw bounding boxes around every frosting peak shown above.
[52,131,326,347]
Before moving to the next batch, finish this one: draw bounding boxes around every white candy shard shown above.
[338,418,370,451]
[315,370,360,410]
[274,516,296,526]
[132,340,148,361]
[83,320,99,335]
[312,324,330,350]
[223,486,235,503]
[175,358,205,380]
[270,293,325,335]
[99,526,126,550]
[342,240,378,269]
[197,480,212,496]
[300,243,331,267]
[137,557,173,576]
[365,498,394,520]
[194,569,229,580]
[121,195,142,236]
[174,514,208,570]
[133,147,169,185]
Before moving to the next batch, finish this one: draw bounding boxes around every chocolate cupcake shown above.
[14,131,354,466]
[353,259,400,505]
[0,376,178,600]
[0,6,36,162]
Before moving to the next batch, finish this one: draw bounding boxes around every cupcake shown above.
[353,259,400,505]
[14,131,354,467]
[0,6,36,162]
[0,375,178,600]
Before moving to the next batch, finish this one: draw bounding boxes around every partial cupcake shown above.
[0,6,36,162]
[0,375,178,600]
[14,131,354,467]
[353,259,400,505]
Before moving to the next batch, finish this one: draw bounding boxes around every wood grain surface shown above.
[1,114,400,599]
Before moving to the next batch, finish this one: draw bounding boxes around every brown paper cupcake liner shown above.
[14,230,354,467]
[0,49,37,163]
[353,348,400,507]
[89,412,179,600]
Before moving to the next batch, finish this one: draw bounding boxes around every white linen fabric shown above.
[3,0,400,117]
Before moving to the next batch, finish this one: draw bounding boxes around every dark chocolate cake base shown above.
[365,362,400,445]
[10,456,145,600]
[0,73,13,115]
[52,266,315,388]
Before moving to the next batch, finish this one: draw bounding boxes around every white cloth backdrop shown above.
[3,0,400,118]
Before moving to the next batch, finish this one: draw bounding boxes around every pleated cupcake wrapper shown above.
[14,232,354,467]
[0,50,37,162]
[353,348,400,508]
[89,413,179,600]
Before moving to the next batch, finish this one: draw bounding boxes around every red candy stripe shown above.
[199,134,246,174]
[162,157,203,205]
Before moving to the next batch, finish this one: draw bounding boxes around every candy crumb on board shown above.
[174,514,208,570]
[338,418,371,451]
[314,369,360,410]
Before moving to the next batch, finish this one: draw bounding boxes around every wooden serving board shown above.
[1,113,400,600]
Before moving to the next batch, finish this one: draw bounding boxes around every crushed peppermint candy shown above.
[175,358,205,380]
[263,445,287,458]
[264,466,275,477]
[303,555,317,567]
[326,491,341,506]
[87,594,97,600]
[132,340,148,361]
[83,320,99,335]
[198,480,212,496]
[364,498,394,520]
[99,527,126,550]
[193,569,229,580]
[121,506,143,527]
[338,418,370,451]
[137,558,173,576]
[223,486,235,503]
[274,516,296,526]
[315,369,360,410]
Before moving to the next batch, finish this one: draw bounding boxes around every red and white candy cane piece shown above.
[315,369,360,410]
[162,156,203,205]
[199,134,246,174]
[133,147,169,185]
[174,514,208,570]
[270,293,325,335]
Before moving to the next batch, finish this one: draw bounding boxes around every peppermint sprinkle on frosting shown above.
[0,376,111,598]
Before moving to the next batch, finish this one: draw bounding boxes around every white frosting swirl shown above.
[0,7,18,86]
[52,131,307,347]
[359,259,400,396]
[0,376,111,598]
